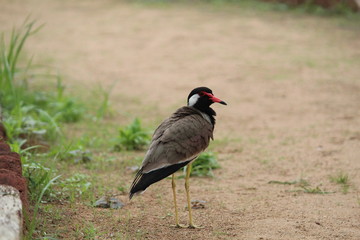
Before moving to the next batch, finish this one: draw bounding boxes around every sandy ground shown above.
[1,0,360,239]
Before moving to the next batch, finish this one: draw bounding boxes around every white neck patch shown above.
[188,94,200,107]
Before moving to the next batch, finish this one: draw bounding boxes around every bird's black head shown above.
[187,87,227,108]
[187,87,227,125]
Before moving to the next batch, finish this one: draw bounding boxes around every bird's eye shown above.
[199,92,205,96]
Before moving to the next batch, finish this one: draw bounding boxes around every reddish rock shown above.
[0,152,21,158]
[0,123,29,210]
[0,154,23,175]
[0,169,28,209]
[0,142,11,153]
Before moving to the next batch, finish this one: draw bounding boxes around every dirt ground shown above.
[1,0,360,239]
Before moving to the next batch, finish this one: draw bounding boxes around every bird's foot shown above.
[171,223,187,228]
[188,224,203,229]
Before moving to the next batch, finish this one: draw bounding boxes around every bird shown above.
[129,87,226,228]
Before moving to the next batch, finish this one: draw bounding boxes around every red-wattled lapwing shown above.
[129,87,226,228]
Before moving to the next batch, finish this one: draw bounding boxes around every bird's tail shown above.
[129,161,191,200]
[129,169,144,199]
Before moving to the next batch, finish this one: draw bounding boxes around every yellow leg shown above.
[185,163,201,228]
[172,174,185,228]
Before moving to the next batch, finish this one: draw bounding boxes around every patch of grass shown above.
[270,178,333,194]
[268,178,309,187]
[52,140,93,164]
[49,79,85,123]
[181,152,221,177]
[0,21,84,144]
[113,118,150,151]
[74,222,97,240]
[61,148,93,164]
[23,158,57,202]
[301,185,333,194]
[0,20,41,106]
[56,173,93,202]
[330,172,350,194]
[117,183,127,194]
[330,172,349,185]
[25,175,62,240]
[0,21,102,239]
[7,140,57,204]
[3,104,62,143]
[89,83,115,121]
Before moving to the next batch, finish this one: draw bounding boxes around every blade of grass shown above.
[25,175,61,240]
[37,108,62,138]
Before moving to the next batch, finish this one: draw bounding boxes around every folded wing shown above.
[129,107,213,198]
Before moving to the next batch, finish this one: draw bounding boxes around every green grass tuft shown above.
[181,152,221,177]
[270,178,334,194]
[330,172,349,185]
[113,118,150,151]
[301,185,333,194]
[330,172,350,194]
[0,22,84,144]
[56,173,93,202]
[0,21,96,239]
[25,175,62,240]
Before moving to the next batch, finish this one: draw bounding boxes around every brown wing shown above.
[141,107,213,173]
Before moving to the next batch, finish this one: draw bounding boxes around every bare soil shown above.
[1,0,360,239]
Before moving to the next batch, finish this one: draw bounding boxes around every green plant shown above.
[52,141,93,164]
[24,161,56,201]
[117,181,127,194]
[301,185,333,194]
[0,21,94,239]
[182,152,221,177]
[93,83,116,120]
[7,140,56,203]
[330,172,349,185]
[25,175,61,240]
[269,178,334,194]
[74,222,97,240]
[0,21,84,145]
[114,118,150,151]
[0,20,42,108]
[330,172,350,194]
[56,173,92,201]
[8,138,59,240]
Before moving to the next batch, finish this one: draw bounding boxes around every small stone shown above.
[94,196,125,209]
[94,196,110,208]
[109,197,125,209]
[191,199,206,209]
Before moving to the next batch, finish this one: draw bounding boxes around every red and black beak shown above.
[210,95,227,105]
[202,92,227,105]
